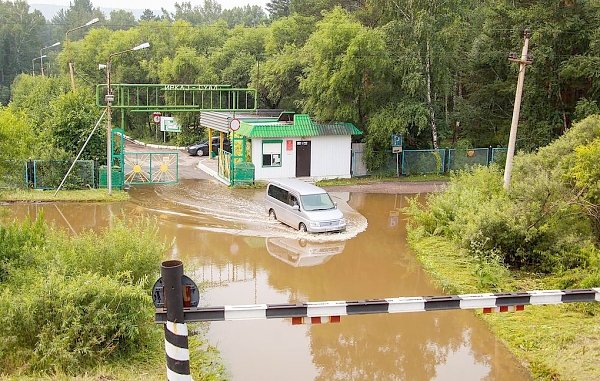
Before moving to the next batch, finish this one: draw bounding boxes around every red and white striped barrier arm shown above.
[155,288,600,323]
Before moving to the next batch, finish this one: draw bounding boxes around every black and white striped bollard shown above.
[161,260,191,381]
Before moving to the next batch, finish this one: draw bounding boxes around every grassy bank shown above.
[408,232,600,380]
[0,217,224,380]
[316,173,449,187]
[0,189,129,203]
[1,330,224,381]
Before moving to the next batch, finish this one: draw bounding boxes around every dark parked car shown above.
[187,137,231,156]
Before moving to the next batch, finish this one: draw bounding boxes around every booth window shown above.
[262,140,282,167]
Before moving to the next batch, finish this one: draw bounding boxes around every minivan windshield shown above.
[300,193,335,211]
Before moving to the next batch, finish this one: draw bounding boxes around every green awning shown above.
[236,114,362,138]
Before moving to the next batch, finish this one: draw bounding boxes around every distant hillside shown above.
[29,3,153,21]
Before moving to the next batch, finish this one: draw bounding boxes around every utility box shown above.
[233,162,255,185]
[98,165,123,189]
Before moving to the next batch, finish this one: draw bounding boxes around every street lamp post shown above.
[31,55,47,75]
[104,42,150,194]
[40,42,61,77]
[65,17,99,90]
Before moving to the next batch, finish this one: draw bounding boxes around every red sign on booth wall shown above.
[286,140,293,151]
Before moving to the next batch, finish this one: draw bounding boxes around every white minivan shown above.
[265,179,347,233]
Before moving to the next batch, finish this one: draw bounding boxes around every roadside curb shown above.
[196,159,230,186]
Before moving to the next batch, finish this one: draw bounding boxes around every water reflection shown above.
[266,237,345,267]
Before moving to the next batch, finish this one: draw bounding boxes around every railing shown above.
[96,84,257,112]
[218,150,231,183]
[402,149,446,176]
[0,160,28,189]
[32,160,95,190]
[351,147,509,177]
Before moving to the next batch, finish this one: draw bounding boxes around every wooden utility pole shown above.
[503,29,533,190]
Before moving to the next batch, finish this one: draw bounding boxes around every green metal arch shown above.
[96,83,257,112]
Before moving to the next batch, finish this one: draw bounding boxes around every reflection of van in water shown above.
[266,237,346,267]
[265,179,346,233]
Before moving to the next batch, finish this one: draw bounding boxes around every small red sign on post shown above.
[286,140,293,151]
[152,112,162,124]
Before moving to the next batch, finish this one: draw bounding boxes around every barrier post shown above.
[161,260,192,381]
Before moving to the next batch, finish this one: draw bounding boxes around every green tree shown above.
[158,46,218,83]
[108,9,137,31]
[0,0,47,104]
[52,0,104,40]
[221,5,267,27]
[264,13,315,55]
[46,90,104,162]
[299,7,391,127]
[266,0,291,19]
[0,107,35,172]
[172,0,222,25]
[139,9,158,22]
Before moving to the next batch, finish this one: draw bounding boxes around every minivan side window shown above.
[268,185,289,203]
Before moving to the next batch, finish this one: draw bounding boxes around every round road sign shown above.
[229,118,240,131]
[152,112,162,124]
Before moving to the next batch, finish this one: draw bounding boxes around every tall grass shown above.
[0,216,163,375]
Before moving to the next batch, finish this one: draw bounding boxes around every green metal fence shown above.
[351,147,509,177]
[401,149,446,176]
[219,150,231,183]
[490,147,508,165]
[447,148,490,171]
[32,160,95,190]
[0,161,27,189]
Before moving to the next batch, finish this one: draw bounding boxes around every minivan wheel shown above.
[197,149,205,157]
[269,209,277,220]
[299,223,307,232]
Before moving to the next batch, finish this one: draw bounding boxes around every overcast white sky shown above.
[30,0,268,11]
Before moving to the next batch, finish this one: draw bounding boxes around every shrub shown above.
[0,216,165,374]
[407,115,600,273]
[0,270,156,373]
[0,217,47,282]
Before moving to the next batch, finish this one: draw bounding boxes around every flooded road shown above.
[3,179,531,380]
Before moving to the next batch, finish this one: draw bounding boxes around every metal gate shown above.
[123,152,178,185]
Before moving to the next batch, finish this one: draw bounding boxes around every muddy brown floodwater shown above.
[3,179,532,381]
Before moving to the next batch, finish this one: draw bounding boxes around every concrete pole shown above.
[503,29,532,190]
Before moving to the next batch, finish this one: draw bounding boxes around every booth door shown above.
[295,141,311,177]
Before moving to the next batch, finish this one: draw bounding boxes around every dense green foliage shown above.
[0,217,164,374]
[407,115,600,280]
[2,0,599,165]
[406,116,600,380]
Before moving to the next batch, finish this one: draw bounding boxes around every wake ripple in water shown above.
[129,182,368,242]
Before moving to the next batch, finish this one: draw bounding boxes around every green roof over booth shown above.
[235,114,362,138]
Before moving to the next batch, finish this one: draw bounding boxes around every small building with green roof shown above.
[235,112,362,181]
